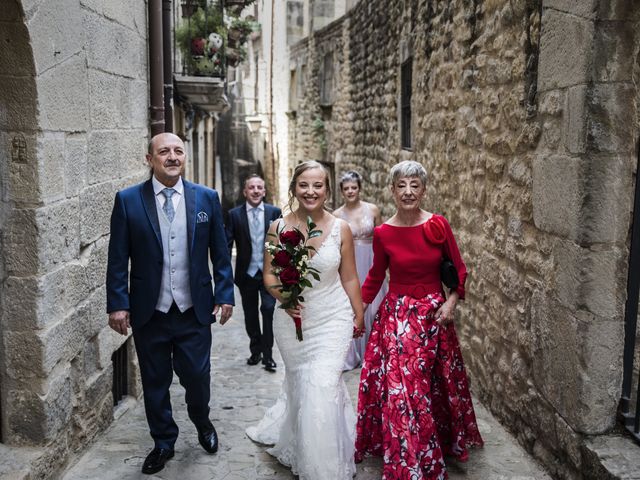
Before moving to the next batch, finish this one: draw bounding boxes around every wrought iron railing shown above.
[111,340,129,406]
[621,142,640,444]
[176,0,226,77]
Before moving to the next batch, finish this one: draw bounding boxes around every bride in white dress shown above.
[246,160,365,480]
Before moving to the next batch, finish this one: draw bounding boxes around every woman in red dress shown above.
[355,160,483,480]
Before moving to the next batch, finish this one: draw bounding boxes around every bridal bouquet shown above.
[266,217,321,341]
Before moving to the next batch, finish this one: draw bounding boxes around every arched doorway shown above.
[0,0,38,444]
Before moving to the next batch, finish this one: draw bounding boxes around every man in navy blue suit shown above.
[106,133,234,475]
[225,175,281,372]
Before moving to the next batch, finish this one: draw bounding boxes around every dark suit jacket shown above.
[225,203,281,286]
[106,178,234,328]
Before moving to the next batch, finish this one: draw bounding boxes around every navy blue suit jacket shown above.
[106,178,234,329]
[225,203,281,286]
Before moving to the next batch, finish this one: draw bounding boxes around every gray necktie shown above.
[162,188,176,222]
[250,207,260,231]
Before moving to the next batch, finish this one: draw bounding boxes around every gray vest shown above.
[155,196,193,312]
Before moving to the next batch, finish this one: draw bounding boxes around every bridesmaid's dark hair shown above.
[287,160,331,212]
[339,171,362,190]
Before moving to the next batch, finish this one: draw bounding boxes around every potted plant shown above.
[227,17,257,44]
[175,2,225,76]
[226,46,247,67]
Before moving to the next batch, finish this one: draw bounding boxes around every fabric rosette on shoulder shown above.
[422,215,446,245]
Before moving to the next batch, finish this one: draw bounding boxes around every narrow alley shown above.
[61,288,550,480]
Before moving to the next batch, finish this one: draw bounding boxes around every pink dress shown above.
[355,215,483,479]
[335,204,387,370]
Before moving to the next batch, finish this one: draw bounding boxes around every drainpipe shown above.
[149,0,165,136]
[162,0,174,132]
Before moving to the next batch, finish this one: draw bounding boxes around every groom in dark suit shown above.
[225,175,281,371]
[106,133,234,475]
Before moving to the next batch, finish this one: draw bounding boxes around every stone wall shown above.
[288,0,640,477]
[0,1,148,477]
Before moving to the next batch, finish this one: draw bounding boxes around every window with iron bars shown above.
[400,58,412,150]
[112,339,129,406]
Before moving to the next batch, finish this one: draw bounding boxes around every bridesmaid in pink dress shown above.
[334,171,388,370]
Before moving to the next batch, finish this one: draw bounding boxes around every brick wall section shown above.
[288,0,640,477]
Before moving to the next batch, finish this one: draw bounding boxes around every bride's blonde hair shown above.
[287,160,332,213]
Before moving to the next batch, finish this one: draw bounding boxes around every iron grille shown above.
[401,58,412,150]
[112,340,129,406]
[621,141,640,444]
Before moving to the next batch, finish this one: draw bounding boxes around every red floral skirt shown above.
[355,292,483,480]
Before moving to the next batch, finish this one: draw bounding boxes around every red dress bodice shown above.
[361,214,467,303]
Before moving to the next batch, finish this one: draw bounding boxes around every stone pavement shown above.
[61,294,551,480]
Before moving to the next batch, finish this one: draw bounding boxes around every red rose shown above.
[279,266,301,286]
[273,250,292,268]
[279,229,304,246]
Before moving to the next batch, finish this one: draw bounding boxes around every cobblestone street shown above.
[60,289,550,480]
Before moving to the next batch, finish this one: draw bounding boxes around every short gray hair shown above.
[389,160,427,186]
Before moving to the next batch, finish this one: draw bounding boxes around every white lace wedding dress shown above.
[246,220,357,479]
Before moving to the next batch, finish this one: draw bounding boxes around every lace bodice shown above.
[335,203,375,241]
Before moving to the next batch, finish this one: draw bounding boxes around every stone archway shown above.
[0,0,39,444]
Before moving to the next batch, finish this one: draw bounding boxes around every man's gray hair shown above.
[389,160,427,186]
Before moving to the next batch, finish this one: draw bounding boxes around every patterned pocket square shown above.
[196,211,209,223]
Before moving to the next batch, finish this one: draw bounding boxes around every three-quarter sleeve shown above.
[441,216,467,299]
[361,227,389,303]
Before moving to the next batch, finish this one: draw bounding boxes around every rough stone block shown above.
[0,21,35,76]
[0,76,38,131]
[35,199,80,273]
[582,154,634,244]
[542,0,598,19]
[586,83,636,153]
[566,85,587,154]
[583,435,640,480]
[593,21,635,82]
[127,80,149,129]
[64,134,88,198]
[119,129,148,177]
[2,276,40,331]
[0,131,39,205]
[37,54,89,132]
[3,208,39,276]
[532,154,582,239]
[531,298,583,429]
[4,330,44,380]
[88,69,128,129]
[80,0,142,32]
[28,0,85,73]
[538,9,593,91]
[80,182,118,246]
[5,366,72,445]
[83,10,146,79]
[42,310,90,376]
[37,266,70,329]
[87,131,123,185]
[37,132,65,202]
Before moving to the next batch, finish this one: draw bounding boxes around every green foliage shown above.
[175,3,224,53]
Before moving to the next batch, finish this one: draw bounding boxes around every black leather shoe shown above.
[262,357,277,372]
[247,353,262,365]
[197,424,219,454]
[141,447,174,474]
